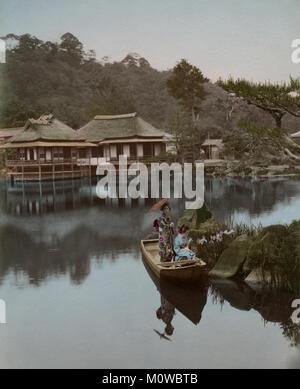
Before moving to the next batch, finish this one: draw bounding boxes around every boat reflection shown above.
[143,257,209,340]
[144,260,299,348]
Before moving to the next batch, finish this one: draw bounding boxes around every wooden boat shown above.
[140,239,207,282]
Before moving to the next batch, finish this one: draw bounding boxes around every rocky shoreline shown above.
[179,206,300,293]
[205,162,300,179]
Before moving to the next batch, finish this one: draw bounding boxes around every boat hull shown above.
[140,239,207,283]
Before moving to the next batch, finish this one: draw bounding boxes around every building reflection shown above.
[2,178,168,216]
[2,177,300,221]
[0,179,186,286]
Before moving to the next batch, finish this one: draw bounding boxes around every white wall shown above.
[46,149,52,161]
[104,145,110,159]
[154,144,161,156]
[123,144,130,157]
[137,144,143,157]
[110,145,117,159]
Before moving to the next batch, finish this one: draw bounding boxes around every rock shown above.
[209,234,252,279]
[267,165,289,173]
[243,231,280,275]
[245,268,272,285]
[189,218,224,242]
[244,223,300,290]
[259,224,288,238]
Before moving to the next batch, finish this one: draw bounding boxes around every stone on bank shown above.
[209,235,253,279]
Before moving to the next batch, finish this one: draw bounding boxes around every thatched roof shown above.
[0,141,96,149]
[0,127,24,138]
[9,114,86,143]
[202,139,224,148]
[78,112,166,143]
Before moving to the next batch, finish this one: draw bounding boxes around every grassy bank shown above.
[179,206,300,293]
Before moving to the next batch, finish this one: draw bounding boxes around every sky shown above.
[0,0,300,82]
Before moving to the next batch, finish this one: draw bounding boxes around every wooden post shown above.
[62,155,65,181]
[89,155,92,179]
[52,179,56,211]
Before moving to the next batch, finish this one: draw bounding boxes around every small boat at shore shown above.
[140,239,207,282]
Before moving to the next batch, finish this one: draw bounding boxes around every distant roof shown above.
[78,113,166,143]
[94,113,137,120]
[202,139,224,147]
[0,141,96,149]
[0,127,24,138]
[291,131,300,138]
[9,114,86,143]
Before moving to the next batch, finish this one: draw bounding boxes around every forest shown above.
[0,33,180,130]
[2,32,300,167]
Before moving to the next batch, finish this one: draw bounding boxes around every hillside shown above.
[0,32,300,136]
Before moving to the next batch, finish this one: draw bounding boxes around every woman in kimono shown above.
[158,203,174,262]
[174,224,196,262]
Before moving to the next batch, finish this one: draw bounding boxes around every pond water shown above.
[0,177,299,369]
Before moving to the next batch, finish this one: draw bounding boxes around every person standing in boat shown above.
[174,225,196,261]
[158,203,174,262]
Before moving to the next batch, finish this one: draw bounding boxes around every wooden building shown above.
[0,114,96,181]
[201,139,224,160]
[78,113,173,169]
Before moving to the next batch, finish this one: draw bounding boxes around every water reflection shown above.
[2,177,300,221]
[0,179,186,285]
[2,178,164,216]
[143,258,209,340]
[205,177,300,226]
[1,177,300,287]
[210,279,300,349]
[143,257,299,349]
[0,178,299,368]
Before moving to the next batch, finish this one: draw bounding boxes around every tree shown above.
[217,77,300,129]
[169,111,204,162]
[222,120,300,170]
[167,59,208,124]
[59,33,84,66]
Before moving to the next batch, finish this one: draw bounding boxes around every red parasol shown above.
[150,198,169,212]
